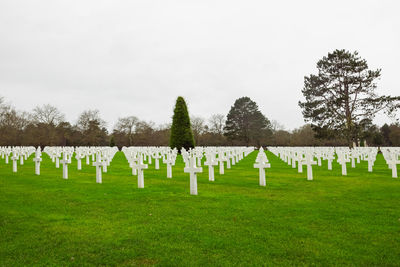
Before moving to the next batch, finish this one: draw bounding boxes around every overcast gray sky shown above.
[0,0,399,130]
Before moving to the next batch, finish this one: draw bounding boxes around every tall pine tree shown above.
[224,97,272,146]
[169,96,195,151]
[299,49,400,146]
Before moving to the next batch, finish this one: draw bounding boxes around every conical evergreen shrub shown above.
[169,96,195,151]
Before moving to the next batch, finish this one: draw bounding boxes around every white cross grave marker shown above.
[387,153,399,178]
[337,153,350,176]
[33,147,42,175]
[253,161,271,186]
[305,153,317,181]
[204,154,217,182]
[164,155,174,179]
[11,153,18,173]
[154,153,160,170]
[136,158,148,188]
[60,152,69,179]
[93,153,103,183]
[218,152,225,175]
[184,157,202,195]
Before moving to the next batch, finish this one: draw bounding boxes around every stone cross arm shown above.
[184,166,203,174]
[254,162,271,169]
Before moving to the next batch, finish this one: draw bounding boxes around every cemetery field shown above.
[1,151,400,266]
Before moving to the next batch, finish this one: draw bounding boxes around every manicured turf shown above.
[1,151,400,266]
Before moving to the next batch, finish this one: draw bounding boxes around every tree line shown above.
[1,95,399,148]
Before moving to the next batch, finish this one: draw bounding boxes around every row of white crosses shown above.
[123,147,149,188]
[1,146,254,193]
[270,147,326,180]
[0,146,36,173]
[0,147,12,164]
[87,147,119,183]
[44,146,73,179]
[182,147,254,194]
[269,147,319,180]
[381,147,400,178]
[41,146,118,182]
[335,147,378,174]
[122,146,253,195]
[121,146,178,188]
[182,147,252,177]
[268,146,396,180]
[1,146,42,174]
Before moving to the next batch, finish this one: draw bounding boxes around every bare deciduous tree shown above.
[0,97,28,130]
[270,120,285,132]
[77,109,106,131]
[0,96,5,112]
[291,124,319,146]
[0,97,30,145]
[191,116,206,145]
[114,116,139,146]
[0,96,12,123]
[31,104,65,125]
[209,114,225,135]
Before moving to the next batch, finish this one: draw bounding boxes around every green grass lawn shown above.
[1,151,400,266]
